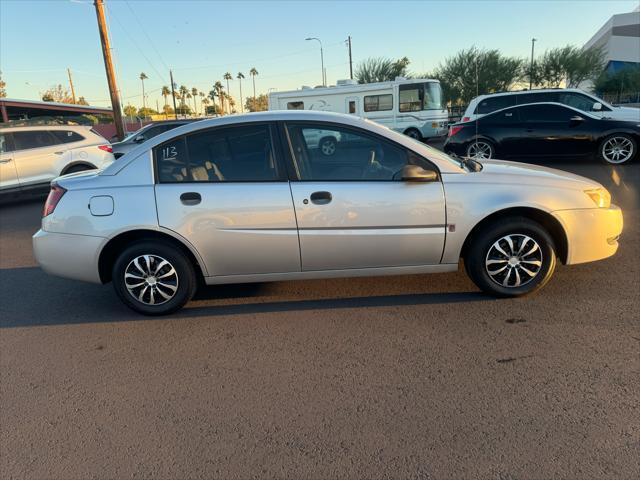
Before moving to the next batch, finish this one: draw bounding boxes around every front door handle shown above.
[309,191,332,205]
[0,158,12,164]
[54,151,65,155]
[180,192,201,206]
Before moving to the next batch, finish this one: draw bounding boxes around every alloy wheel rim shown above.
[602,137,633,164]
[124,254,179,306]
[321,141,336,155]
[467,141,493,159]
[485,234,543,288]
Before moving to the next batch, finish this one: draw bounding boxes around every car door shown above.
[520,104,592,157]
[283,121,446,271]
[0,132,19,190]
[476,108,522,157]
[154,122,301,278]
[10,130,70,186]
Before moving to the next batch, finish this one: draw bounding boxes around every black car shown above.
[111,120,198,158]
[444,102,640,165]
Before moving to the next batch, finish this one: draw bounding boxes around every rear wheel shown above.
[465,217,556,297]
[404,128,422,141]
[466,140,494,160]
[598,134,636,165]
[112,241,197,315]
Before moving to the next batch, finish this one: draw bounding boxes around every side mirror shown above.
[134,134,146,143]
[592,102,602,111]
[400,164,438,182]
[569,115,584,126]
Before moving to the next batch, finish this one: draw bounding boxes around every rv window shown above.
[287,101,304,110]
[364,94,393,112]
[399,84,423,112]
[349,101,356,114]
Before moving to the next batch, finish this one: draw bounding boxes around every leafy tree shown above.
[237,72,245,112]
[355,57,410,84]
[0,71,6,98]
[205,104,222,115]
[249,67,259,99]
[534,45,604,88]
[41,84,75,103]
[123,104,137,117]
[175,104,191,115]
[162,104,174,115]
[245,93,268,112]
[594,66,640,94]
[138,107,158,118]
[429,48,525,104]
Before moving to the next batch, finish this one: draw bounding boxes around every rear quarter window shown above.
[51,130,85,144]
[154,137,189,183]
[474,96,517,115]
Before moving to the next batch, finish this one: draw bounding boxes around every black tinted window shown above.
[286,123,430,181]
[186,124,279,182]
[0,133,13,153]
[475,96,517,114]
[287,101,304,110]
[484,109,520,124]
[51,130,84,144]
[519,104,575,122]
[155,137,188,182]
[515,92,555,104]
[12,130,59,150]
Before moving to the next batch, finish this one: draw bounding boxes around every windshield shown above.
[424,82,443,110]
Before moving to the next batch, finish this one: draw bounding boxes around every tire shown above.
[465,217,556,297]
[404,128,422,141]
[598,134,636,165]
[319,136,337,156]
[112,241,197,315]
[63,164,95,175]
[466,140,494,160]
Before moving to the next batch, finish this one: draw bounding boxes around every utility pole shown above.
[67,68,77,104]
[529,38,537,90]
[347,36,353,80]
[169,70,178,120]
[94,0,125,140]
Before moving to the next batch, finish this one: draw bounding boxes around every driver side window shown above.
[285,123,429,181]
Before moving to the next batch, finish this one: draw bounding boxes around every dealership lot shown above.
[1,158,638,478]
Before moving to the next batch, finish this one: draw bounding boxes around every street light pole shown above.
[529,38,537,90]
[306,37,325,87]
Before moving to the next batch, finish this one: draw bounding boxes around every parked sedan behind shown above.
[111,120,196,158]
[33,111,623,315]
[0,125,113,199]
[445,102,639,164]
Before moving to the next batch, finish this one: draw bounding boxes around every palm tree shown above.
[199,91,205,115]
[223,72,233,114]
[249,67,258,99]
[214,81,224,115]
[236,72,245,113]
[208,88,218,114]
[201,96,210,116]
[161,86,170,118]
[191,87,198,115]
[139,72,148,109]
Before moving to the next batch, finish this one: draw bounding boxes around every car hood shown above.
[474,159,601,189]
[604,106,640,122]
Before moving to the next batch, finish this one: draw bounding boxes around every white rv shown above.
[268,78,448,140]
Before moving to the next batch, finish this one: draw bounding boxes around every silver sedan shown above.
[33,111,623,315]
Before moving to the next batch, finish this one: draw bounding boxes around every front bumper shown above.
[33,230,104,284]
[552,205,623,265]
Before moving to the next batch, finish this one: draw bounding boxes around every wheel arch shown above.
[98,229,207,284]
[403,127,422,138]
[60,161,97,175]
[460,207,568,264]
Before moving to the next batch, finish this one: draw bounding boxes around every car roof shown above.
[469,88,593,104]
[467,101,598,121]
[0,125,94,133]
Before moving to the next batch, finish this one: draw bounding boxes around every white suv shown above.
[0,125,114,197]
[462,88,640,123]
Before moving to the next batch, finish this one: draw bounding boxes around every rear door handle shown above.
[0,158,12,164]
[309,191,332,205]
[180,192,201,206]
[54,151,65,155]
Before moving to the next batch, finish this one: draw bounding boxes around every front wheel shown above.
[598,134,636,165]
[112,241,197,315]
[466,140,494,160]
[465,217,556,297]
[404,128,422,141]
[319,136,337,156]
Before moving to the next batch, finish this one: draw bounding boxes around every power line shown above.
[123,0,170,71]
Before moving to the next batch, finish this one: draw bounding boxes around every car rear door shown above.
[283,121,446,271]
[10,130,71,186]
[0,132,19,190]
[154,122,301,278]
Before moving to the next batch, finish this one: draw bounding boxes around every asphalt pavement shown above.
[1,154,638,479]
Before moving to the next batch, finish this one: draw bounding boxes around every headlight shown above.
[584,188,611,208]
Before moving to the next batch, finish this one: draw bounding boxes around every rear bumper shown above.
[33,230,104,284]
[552,205,623,265]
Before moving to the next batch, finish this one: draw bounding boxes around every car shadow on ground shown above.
[0,266,489,328]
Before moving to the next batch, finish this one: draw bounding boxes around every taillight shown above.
[448,126,465,137]
[43,184,67,217]
[98,144,113,153]
[462,117,470,122]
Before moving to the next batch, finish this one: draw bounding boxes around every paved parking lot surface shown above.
[1,157,638,479]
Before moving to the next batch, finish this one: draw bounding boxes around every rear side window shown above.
[0,133,13,153]
[519,104,574,122]
[11,130,59,151]
[287,101,304,110]
[51,130,85,144]
[474,96,517,115]
[515,92,555,105]
[155,124,280,183]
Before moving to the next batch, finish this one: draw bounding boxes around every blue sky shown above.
[1,0,637,108]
